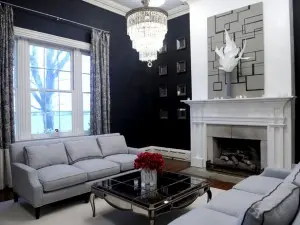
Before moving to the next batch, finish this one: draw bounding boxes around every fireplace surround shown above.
[183,97,294,169]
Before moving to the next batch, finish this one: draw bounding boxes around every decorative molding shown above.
[83,0,130,16]
[83,0,189,20]
[141,146,191,161]
[14,27,90,51]
[168,4,189,20]
[183,97,294,169]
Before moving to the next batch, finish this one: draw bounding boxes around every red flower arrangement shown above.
[134,152,165,172]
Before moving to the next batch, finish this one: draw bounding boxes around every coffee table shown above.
[90,171,212,225]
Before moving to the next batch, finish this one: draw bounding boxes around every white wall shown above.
[188,0,294,99]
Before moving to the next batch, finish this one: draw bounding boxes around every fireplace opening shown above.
[207,137,261,175]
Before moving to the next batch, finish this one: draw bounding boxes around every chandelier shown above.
[126,0,168,67]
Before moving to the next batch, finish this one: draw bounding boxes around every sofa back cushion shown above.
[64,138,102,164]
[285,163,300,187]
[24,143,68,169]
[239,182,299,225]
[97,135,128,157]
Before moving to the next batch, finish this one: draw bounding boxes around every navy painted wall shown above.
[3,0,155,147]
[150,14,191,150]
[3,0,191,150]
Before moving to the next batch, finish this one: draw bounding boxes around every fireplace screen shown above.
[207,137,261,174]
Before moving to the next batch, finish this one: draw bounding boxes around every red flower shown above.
[134,152,165,172]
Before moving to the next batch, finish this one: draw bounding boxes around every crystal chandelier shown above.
[126,0,168,67]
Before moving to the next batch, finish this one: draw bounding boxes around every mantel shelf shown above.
[182,96,295,105]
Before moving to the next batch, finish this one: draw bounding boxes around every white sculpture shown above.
[215,30,250,72]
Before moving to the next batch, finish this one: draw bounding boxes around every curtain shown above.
[90,30,111,135]
[0,5,15,190]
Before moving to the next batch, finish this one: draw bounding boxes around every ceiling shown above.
[111,0,185,11]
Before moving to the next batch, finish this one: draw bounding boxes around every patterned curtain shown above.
[90,30,111,135]
[0,5,15,190]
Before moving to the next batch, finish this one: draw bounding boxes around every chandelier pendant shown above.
[126,0,168,67]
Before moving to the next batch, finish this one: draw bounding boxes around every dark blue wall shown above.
[150,14,191,150]
[4,0,155,147]
[3,0,191,150]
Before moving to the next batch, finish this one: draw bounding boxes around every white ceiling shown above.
[111,0,185,11]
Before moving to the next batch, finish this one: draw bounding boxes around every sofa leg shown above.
[84,193,91,203]
[13,192,19,203]
[35,207,41,219]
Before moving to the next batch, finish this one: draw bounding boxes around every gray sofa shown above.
[10,133,142,219]
[169,164,300,225]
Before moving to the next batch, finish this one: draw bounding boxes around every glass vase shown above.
[141,169,157,188]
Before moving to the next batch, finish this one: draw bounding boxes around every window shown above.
[30,45,72,134]
[82,54,91,132]
[13,28,92,140]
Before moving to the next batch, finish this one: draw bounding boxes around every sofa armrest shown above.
[11,163,43,207]
[128,147,145,155]
[260,167,292,180]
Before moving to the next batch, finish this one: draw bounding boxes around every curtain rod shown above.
[0,1,110,34]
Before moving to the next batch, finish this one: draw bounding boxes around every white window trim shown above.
[14,27,90,51]
[14,27,91,140]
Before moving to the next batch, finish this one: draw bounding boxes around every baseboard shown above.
[145,146,191,162]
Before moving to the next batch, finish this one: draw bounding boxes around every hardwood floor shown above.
[0,159,235,202]
[164,158,235,190]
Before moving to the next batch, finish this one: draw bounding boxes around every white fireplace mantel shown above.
[182,97,295,169]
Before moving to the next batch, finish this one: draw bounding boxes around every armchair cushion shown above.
[105,154,137,171]
[73,159,120,181]
[284,163,300,187]
[233,175,282,195]
[239,182,299,225]
[97,135,128,157]
[24,143,68,169]
[37,165,87,192]
[64,138,102,164]
[205,189,262,217]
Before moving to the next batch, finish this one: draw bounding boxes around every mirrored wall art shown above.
[159,65,168,76]
[177,84,187,96]
[160,109,168,119]
[177,61,187,74]
[159,85,168,97]
[177,108,187,120]
[176,37,186,50]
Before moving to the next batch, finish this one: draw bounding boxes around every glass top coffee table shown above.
[90,171,212,225]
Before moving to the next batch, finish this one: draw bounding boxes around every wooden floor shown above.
[0,159,234,202]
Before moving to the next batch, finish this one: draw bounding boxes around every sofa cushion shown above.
[292,210,300,225]
[64,138,102,164]
[73,159,120,181]
[24,143,68,169]
[239,182,300,225]
[205,189,262,217]
[233,175,283,195]
[168,207,238,225]
[97,135,128,157]
[105,154,136,171]
[37,165,87,192]
[285,162,300,187]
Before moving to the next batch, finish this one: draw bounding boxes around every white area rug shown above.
[0,188,224,225]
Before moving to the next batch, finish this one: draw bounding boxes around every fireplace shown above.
[207,137,261,175]
[183,97,293,169]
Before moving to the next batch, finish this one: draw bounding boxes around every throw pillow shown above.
[285,163,300,187]
[239,182,300,225]
[64,138,102,164]
[97,135,128,157]
[24,142,68,169]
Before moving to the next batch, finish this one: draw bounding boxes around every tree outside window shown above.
[30,45,72,134]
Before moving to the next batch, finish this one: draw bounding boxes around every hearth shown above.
[207,137,261,175]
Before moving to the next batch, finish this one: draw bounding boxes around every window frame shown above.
[14,27,91,140]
